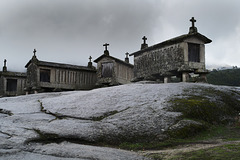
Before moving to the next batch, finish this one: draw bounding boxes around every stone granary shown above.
[0,59,26,97]
[24,49,97,94]
[130,17,212,83]
[94,43,134,86]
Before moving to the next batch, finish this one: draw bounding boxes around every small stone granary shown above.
[0,17,212,97]
[94,43,134,86]
[0,60,26,97]
[130,17,212,83]
[24,49,97,94]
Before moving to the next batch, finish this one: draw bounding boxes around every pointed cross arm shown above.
[190,17,196,27]
[89,56,92,62]
[33,49,37,56]
[103,43,109,51]
[4,59,7,66]
[142,36,147,44]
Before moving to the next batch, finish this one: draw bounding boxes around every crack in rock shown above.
[26,129,98,146]
[38,100,91,121]
[0,108,13,116]
[38,100,129,121]
[0,131,12,139]
[0,149,22,156]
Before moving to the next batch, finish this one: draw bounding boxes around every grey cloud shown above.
[0,0,240,71]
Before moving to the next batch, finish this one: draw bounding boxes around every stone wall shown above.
[38,67,97,90]
[115,62,134,84]
[134,43,184,80]
[26,65,96,92]
[26,63,39,90]
[0,75,4,96]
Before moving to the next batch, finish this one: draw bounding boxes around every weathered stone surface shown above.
[0,142,148,160]
[0,83,239,159]
[133,44,184,79]
[130,18,211,82]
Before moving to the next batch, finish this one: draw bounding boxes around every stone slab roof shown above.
[130,32,212,57]
[25,60,96,72]
[0,71,26,77]
[94,54,134,68]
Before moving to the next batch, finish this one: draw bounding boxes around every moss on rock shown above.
[168,120,207,138]
[169,87,240,125]
[167,87,240,139]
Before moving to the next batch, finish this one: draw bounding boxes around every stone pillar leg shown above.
[25,91,29,95]
[199,74,207,83]
[182,72,189,82]
[164,76,170,83]
[34,90,38,94]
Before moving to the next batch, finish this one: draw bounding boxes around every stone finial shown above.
[31,48,39,63]
[125,52,129,63]
[33,48,37,56]
[141,36,148,50]
[4,59,6,66]
[142,36,147,44]
[32,48,37,59]
[103,43,110,56]
[3,59,7,72]
[89,56,92,62]
[88,56,93,68]
[189,17,198,34]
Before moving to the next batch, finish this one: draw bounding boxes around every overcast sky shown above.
[1,0,240,72]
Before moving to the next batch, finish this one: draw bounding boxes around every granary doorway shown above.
[101,62,113,78]
[6,79,17,92]
[188,43,200,62]
[40,69,51,82]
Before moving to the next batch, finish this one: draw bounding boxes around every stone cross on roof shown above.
[125,52,129,58]
[103,43,110,56]
[3,59,7,72]
[190,17,196,28]
[188,17,198,34]
[141,36,148,50]
[89,56,92,62]
[103,43,109,51]
[33,48,37,56]
[88,56,93,68]
[125,52,129,63]
[142,36,147,44]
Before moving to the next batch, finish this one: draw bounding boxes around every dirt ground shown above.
[139,140,240,159]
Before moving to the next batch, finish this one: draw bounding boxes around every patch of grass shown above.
[167,120,208,139]
[170,97,219,123]
[167,143,240,160]
[168,87,240,126]
[117,87,240,151]
[117,125,240,151]
[186,125,240,142]
[119,141,178,151]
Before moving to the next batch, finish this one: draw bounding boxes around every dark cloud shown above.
[0,0,161,71]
